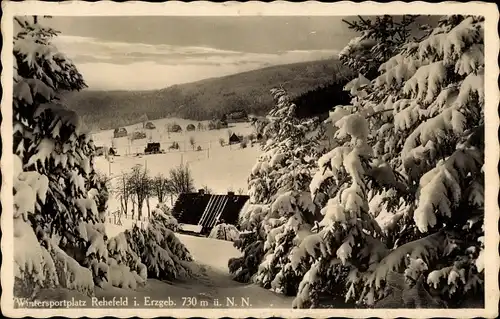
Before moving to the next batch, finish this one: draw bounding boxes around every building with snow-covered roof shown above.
[171,189,249,235]
[113,127,128,138]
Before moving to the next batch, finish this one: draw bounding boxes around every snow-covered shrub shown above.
[50,244,95,296]
[125,212,192,281]
[105,231,147,289]
[154,202,179,232]
[209,223,240,242]
[228,230,265,283]
[293,15,485,309]
[13,215,58,298]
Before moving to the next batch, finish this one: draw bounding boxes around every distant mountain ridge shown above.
[63,58,353,130]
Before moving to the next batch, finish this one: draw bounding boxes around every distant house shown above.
[144,121,156,130]
[113,127,128,138]
[226,109,248,122]
[229,133,240,145]
[144,142,161,154]
[95,146,117,156]
[95,146,106,156]
[169,141,180,150]
[170,124,182,133]
[220,119,228,128]
[186,124,196,131]
[171,190,249,235]
[208,119,228,130]
[131,131,147,140]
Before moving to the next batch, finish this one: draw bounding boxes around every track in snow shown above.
[92,232,293,308]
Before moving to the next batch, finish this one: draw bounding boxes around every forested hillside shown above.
[62,58,353,130]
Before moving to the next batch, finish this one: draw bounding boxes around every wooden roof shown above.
[172,191,249,233]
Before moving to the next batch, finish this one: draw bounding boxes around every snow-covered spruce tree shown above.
[124,208,193,280]
[154,202,180,232]
[293,15,485,309]
[13,16,105,297]
[339,15,423,80]
[12,17,147,297]
[229,87,324,294]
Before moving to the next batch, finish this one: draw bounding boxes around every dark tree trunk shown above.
[138,201,143,220]
[120,196,125,214]
[146,197,151,218]
[124,198,128,218]
[131,198,136,219]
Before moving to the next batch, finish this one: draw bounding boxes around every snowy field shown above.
[90,117,292,308]
[92,117,261,216]
[41,230,293,309]
[90,117,256,155]
[99,221,293,309]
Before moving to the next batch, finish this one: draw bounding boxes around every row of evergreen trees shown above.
[232,15,485,309]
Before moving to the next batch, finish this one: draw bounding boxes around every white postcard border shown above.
[1,1,499,318]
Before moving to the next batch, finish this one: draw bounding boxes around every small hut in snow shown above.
[131,130,147,140]
[226,109,248,122]
[170,124,182,133]
[186,124,196,131]
[229,133,241,145]
[95,146,117,156]
[208,119,228,130]
[144,121,156,130]
[113,127,128,138]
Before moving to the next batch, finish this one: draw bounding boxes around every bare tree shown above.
[127,165,151,220]
[189,136,196,150]
[166,163,195,196]
[115,172,131,218]
[202,185,213,194]
[152,174,170,203]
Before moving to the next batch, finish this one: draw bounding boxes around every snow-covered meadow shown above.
[91,118,260,216]
[90,117,256,155]
[101,220,293,308]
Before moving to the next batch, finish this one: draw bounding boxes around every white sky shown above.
[44,16,359,90]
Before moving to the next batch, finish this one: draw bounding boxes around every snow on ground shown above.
[95,145,260,194]
[83,118,293,308]
[98,222,293,308]
[90,117,256,155]
[176,234,240,274]
[93,117,260,218]
[105,218,148,238]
